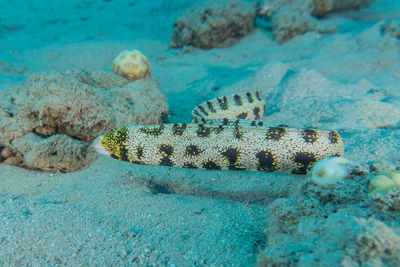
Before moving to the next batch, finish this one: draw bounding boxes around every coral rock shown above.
[311,157,365,187]
[258,0,372,43]
[23,134,96,172]
[0,69,168,172]
[312,0,373,17]
[369,172,400,195]
[381,20,400,39]
[171,0,255,49]
[272,7,336,44]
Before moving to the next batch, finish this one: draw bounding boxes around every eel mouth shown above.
[91,135,110,156]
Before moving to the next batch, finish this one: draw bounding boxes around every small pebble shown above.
[4,155,22,165]
[1,146,13,158]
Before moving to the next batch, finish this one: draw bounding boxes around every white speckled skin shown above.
[94,119,344,174]
[192,91,267,123]
[93,91,344,174]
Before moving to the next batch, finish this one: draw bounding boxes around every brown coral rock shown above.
[312,0,373,17]
[14,70,168,141]
[258,0,372,43]
[23,134,95,172]
[171,0,255,49]
[0,69,169,172]
[272,7,336,44]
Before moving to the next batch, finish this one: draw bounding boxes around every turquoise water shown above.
[0,0,400,265]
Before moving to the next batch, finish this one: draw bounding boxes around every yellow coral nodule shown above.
[368,172,400,196]
[112,49,150,81]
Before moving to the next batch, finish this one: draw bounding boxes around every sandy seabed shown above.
[0,0,400,265]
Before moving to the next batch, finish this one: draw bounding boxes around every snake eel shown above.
[92,91,344,174]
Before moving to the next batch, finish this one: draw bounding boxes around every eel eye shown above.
[101,140,106,146]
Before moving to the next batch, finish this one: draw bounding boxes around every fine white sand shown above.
[0,0,399,265]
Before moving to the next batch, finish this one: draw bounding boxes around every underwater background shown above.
[0,0,400,265]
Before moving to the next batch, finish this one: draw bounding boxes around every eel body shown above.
[92,119,344,174]
[191,91,267,122]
